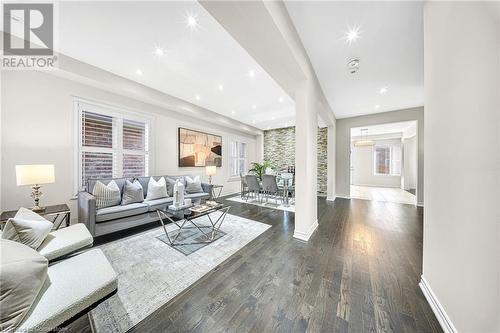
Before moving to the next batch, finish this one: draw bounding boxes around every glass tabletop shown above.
[158,202,228,220]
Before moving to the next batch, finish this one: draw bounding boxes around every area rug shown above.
[90,213,270,333]
[226,195,295,212]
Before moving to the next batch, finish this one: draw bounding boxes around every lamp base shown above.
[31,205,46,213]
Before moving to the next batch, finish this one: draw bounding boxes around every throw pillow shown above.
[145,177,168,201]
[93,180,121,209]
[121,180,144,205]
[1,208,53,249]
[185,175,204,194]
[0,239,48,331]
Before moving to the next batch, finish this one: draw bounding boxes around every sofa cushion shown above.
[16,249,117,333]
[121,180,144,205]
[0,240,48,332]
[185,192,210,200]
[87,178,128,195]
[1,208,53,250]
[93,180,121,209]
[37,224,93,261]
[96,203,148,223]
[144,197,174,212]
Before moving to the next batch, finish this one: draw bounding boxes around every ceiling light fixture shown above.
[252,119,256,124]
[278,97,284,103]
[271,116,275,120]
[380,87,388,94]
[343,26,361,46]
[252,105,257,110]
[185,13,199,30]
[195,95,200,100]
[375,105,380,109]
[217,84,224,91]
[231,111,236,115]
[135,69,143,76]
[248,70,255,78]
[154,47,164,56]
[354,129,375,147]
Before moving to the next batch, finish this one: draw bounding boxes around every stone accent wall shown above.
[263,127,328,194]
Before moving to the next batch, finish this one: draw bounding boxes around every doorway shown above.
[350,121,417,205]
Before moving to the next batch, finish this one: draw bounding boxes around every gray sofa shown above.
[78,175,212,237]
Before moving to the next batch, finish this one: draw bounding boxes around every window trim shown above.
[228,139,248,180]
[373,144,401,177]
[73,98,154,193]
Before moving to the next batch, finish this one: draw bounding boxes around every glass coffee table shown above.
[156,202,230,246]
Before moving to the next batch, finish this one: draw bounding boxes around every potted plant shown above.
[249,161,273,180]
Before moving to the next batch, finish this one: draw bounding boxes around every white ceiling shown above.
[286,1,424,119]
[56,1,295,130]
[351,121,416,137]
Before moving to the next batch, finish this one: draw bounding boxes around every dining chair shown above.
[240,172,248,199]
[262,174,282,206]
[245,174,262,202]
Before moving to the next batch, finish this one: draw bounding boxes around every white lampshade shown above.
[206,165,217,176]
[16,164,55,186]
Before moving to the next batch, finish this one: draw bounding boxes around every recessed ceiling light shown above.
[278,97,284,103]
[248,70,255,78]
[154,47,164,56]
[379,87,388,94]
[195,95,200,101]
[375,105,380,109]
[135,69,143,76]
[252,105,257,110]
[217,84,224,91]
[271,116,275,120]
[231,110,236,115]
[252,120,256,124]
[186,14,199,30]
[343,26,361,46]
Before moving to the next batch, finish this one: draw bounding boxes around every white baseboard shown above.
[293,219,318,242]
[419,276,457,333]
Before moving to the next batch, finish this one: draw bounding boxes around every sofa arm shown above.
[201,182,213,196]
[78,191,96,236]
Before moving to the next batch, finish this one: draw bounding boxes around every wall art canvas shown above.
[178,128,222,167]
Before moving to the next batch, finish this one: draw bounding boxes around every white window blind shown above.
[229,140,247,177]
[78,103,150,189]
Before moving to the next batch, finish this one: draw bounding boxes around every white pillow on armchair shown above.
[1,207,53,250]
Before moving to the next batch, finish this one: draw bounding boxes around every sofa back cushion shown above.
[145,177,168,201]
[185,175,204,194]
[1,208,53,250]
[0,239,48,332]
[87,178,128,194]
[121,180,144,205]
[93,180,121,209]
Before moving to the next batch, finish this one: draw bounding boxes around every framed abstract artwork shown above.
[178,128,222,167]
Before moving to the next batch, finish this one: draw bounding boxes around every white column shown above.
[293,81,318,241]
[326,124,336,201]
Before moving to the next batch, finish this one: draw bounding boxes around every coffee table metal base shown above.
[156,206,230,246]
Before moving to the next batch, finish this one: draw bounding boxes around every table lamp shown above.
[16,164,55,212]
[206,165,216,184]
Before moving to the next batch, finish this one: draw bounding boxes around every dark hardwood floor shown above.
[67,197,442,333]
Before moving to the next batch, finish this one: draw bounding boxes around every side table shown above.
[0,204,71,230]
[211,184,224,199]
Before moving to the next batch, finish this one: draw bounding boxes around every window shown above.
[229,141,247,177]
[77,102,150,189]
[374,145,401,176]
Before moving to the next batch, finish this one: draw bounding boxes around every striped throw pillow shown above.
[93,180,121,209]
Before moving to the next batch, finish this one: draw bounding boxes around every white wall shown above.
[336,107,424,204]
[402,135,417,190]
[351,138,402,188]
[1,71,259,221]
[423,2,500,332]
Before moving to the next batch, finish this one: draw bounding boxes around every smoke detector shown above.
[347,59,360,74]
